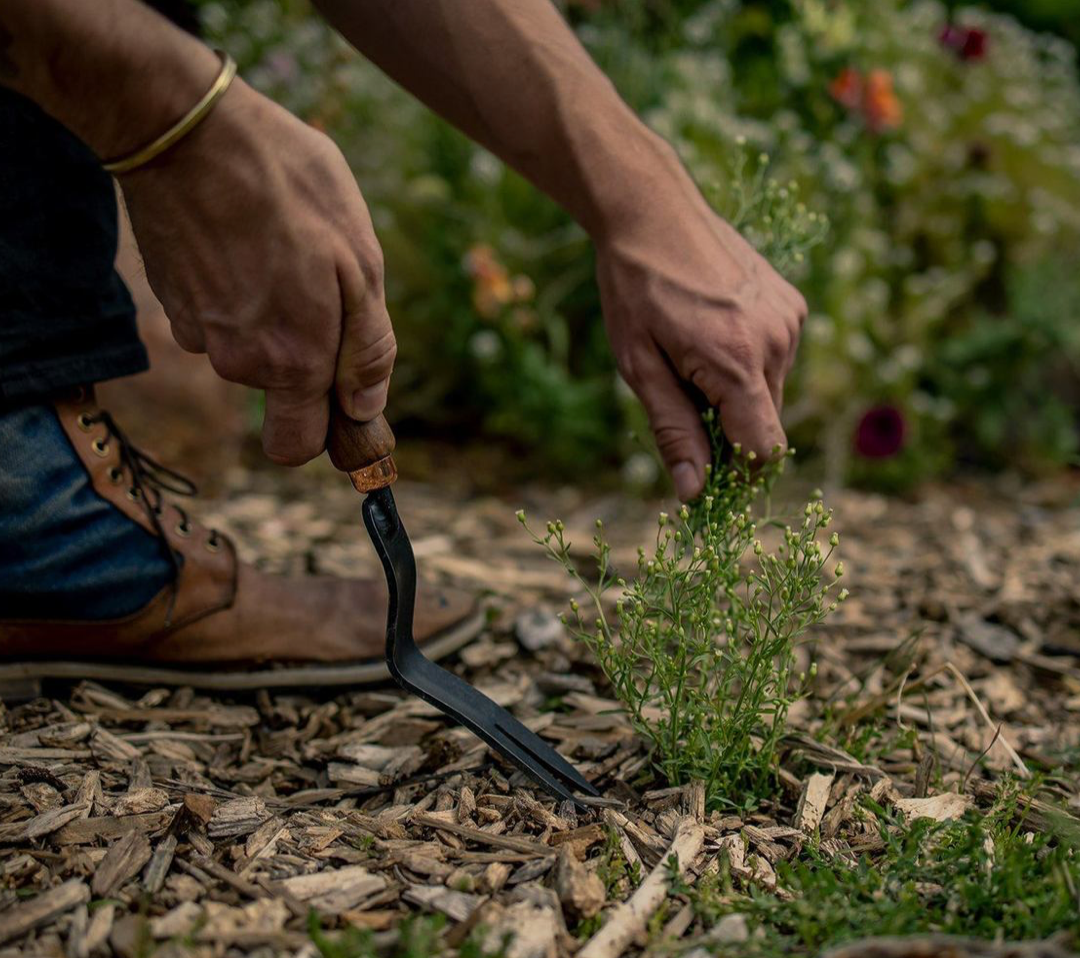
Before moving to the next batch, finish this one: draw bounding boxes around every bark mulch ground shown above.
[2,467,1079,958]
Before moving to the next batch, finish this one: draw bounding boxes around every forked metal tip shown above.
[361,485,601,805]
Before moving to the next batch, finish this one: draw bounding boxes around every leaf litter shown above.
[1,468,1080,957]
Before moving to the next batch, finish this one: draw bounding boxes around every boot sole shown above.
[0,607,485,692]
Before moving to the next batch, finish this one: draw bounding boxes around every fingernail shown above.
[672,462,702,502]
[351,383,387,420]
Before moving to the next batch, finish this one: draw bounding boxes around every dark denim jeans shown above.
[0,404,174,619]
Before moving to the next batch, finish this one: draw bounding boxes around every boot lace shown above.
[85,410,222,626]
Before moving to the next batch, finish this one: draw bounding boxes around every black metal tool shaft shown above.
[363,486,600,805]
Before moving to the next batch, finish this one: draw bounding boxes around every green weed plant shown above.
[520,417,846,810]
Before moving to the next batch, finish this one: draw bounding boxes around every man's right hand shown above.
[119,79,396,465]
[1,0,394,466]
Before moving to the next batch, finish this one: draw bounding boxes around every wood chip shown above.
[556,846,605,919]
[53,809,176,846]
[795,772,834,834]
[279,864,387,912]
[208,796,270,839]
[143,834,177,894]
[578,817,704,958]
[19,801,90,841]
[893,792,974,824]
[0,878,89,945]
[413,812,556,856]
[481,899,559,958]
[113,787,169,817]
[403,884,484,922]
[93,830,152,897]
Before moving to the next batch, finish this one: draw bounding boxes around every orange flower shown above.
[863,69,902,132]
[464,244,513,319]
[829,67,902,132]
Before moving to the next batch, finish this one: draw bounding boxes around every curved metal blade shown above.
[363,487,599,804]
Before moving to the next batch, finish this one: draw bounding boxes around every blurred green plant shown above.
[928,257,1080,471]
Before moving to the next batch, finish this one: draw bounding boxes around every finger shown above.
[629,348,712,502]
[261,387,330,466]
[717,375,787,461]
[335,256,396,421]
[764,362,784,417]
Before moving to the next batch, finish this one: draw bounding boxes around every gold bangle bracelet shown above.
[102,50,237,175]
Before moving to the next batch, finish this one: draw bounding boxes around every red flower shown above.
[854,405,907,459]
[829,67,863,110]
[940,24,988,61]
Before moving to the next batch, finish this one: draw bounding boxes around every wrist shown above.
[71,37,221,162]
[2,0,220,161]
[582,120,703,244]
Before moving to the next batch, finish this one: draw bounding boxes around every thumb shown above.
[335,259,397,421]
[629,349,712,502]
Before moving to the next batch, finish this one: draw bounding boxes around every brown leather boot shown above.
[0,389,483,691]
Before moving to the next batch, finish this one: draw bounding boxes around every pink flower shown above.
[854,405,907,459]
[940,24,988,61]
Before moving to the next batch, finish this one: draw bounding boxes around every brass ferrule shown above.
[347,455,398,493]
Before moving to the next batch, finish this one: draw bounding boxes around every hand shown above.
[118,79,395,465]
[597,189,806,502]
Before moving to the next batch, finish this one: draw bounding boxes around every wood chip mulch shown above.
[2,468,1080,958]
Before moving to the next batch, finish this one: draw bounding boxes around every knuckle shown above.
[207,345,250,384]
[312,133,348,172]
[209,333,327,391]
[689,337,755,400]
[792,291,809,322]
[351,327,397,380]
[614,344,647,389]
[170,323,204,355]
[360,248,386,288]
[765,327,791,364]
[723,333,757,375]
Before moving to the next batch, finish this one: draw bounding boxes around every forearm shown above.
[315,0,693,240]
[0,0,217,160]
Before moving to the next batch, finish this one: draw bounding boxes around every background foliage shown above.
[196,0,1080,490]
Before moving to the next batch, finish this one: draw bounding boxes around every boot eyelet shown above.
[91,439,109,457]
[126,487,141,501]
[175,522,192,538]
[108,467,124,484]
[77,413,94,433]
[205,534,222,553]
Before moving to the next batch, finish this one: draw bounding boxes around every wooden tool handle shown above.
[327,403,398,492]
